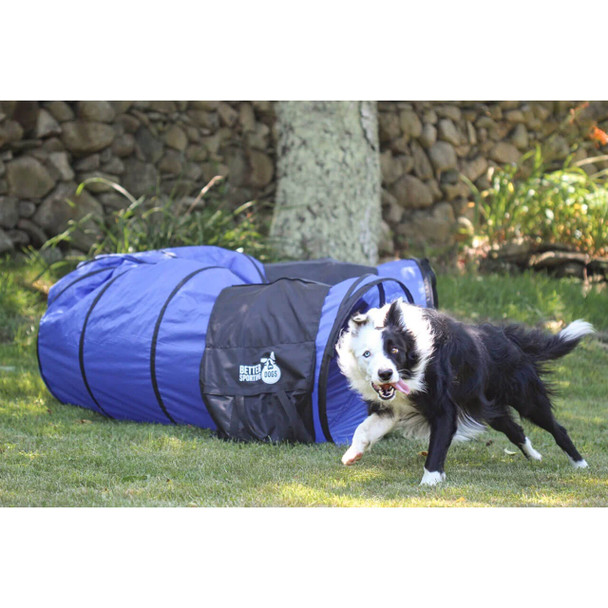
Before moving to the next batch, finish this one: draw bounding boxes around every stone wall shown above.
[377,100,608,257]
[1,100,607,257]
[0,101,277,253]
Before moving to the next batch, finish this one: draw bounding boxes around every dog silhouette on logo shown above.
[260,351,281,385]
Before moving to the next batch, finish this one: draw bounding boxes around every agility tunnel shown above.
[37,246,436,445]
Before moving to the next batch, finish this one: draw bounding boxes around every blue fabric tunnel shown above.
[37,246,437,444]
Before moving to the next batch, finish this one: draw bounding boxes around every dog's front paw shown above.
[420,468,446,486]
[342,446,364,466]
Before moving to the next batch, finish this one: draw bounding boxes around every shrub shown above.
[462,147,608,256]
[31,176,275,273]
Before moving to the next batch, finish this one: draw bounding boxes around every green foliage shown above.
[0,256,48,346]
[462,146,608,256]
[36,176,275,268]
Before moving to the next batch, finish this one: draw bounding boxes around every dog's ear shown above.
[386,298,404,328]
[348,312,372,333]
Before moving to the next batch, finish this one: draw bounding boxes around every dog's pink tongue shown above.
[394,379,410,395]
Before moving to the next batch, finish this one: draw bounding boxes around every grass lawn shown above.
[1,259,607,507]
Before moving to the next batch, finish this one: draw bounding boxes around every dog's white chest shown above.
[392,397,431,439]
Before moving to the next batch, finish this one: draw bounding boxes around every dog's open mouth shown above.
[372,382,395,400]
[371,380,410,401]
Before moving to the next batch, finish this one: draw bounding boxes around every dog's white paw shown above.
[342,447,363,466]
[522,437,542,461]
[569,457,588,469]
[420,468,446,486]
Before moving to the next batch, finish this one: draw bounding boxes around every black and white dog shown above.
[336,298,594,485]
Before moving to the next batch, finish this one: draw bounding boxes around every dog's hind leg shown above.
[524,396,587,468]
[487,414,542,461]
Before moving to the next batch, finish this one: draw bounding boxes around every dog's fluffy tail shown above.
[558,320,595,344]
[507,320,594,362]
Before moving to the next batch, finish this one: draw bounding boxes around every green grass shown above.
[1,259,607,507]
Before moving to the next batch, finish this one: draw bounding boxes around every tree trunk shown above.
[270,101,381,265]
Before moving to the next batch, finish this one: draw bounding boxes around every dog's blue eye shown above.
[363,351,371,358]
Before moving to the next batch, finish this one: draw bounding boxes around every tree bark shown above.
[270,101,381,264]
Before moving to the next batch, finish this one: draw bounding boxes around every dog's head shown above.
[336,298,434,403]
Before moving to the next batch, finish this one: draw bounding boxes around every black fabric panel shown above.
[264,258,377,285]
[209,392,314,443]
[418,258,439,308]
[201,279,330,442]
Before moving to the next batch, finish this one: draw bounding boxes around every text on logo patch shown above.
[239,351,281,384]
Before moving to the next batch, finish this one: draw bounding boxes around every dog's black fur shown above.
[380,300,590,476]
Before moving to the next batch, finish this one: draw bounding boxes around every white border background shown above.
[2,2,606,604]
